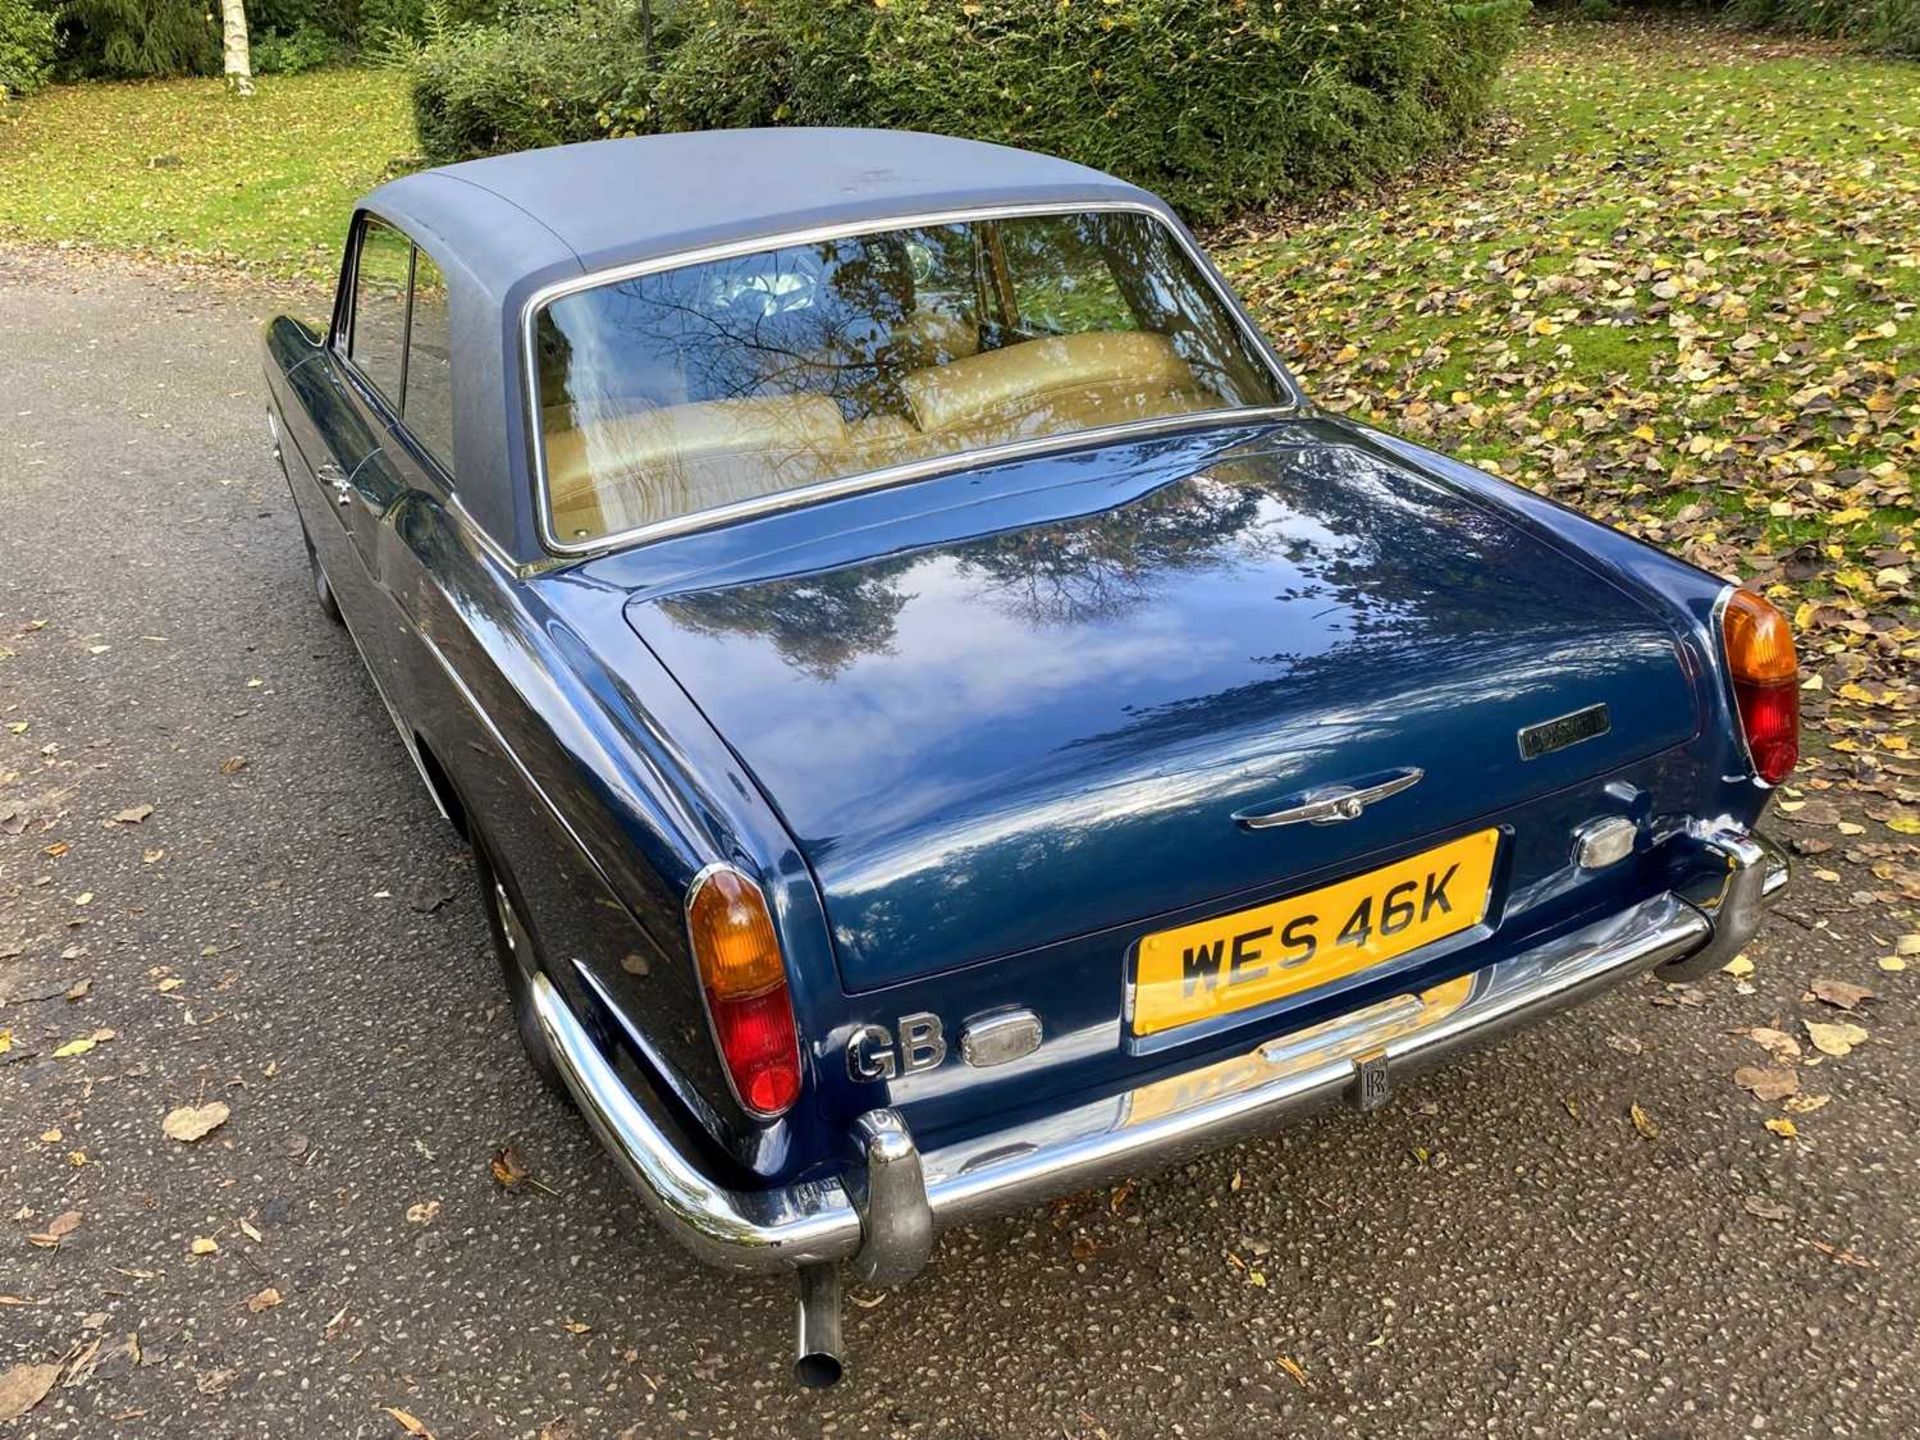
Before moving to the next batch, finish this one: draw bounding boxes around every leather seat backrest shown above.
[901,331,1196,434]
[544,394,848,538]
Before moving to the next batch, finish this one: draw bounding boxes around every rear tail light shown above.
[1721,589,1799,786]
[687,866,802,1118]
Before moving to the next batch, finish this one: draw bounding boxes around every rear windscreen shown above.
[532,209,1286,545]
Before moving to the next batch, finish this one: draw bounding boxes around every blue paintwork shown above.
[265,147,1774,1190]
[618,422,1703,992]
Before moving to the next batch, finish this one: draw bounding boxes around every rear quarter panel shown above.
[265,320,841,1183]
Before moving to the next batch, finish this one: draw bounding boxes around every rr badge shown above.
[1352,1050,1391,1112]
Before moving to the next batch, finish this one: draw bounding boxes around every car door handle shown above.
[315,462,353,505]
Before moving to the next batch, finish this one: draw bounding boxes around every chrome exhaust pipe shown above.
[793,1264,845,1388]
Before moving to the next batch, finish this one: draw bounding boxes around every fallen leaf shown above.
[1784,1093,1831,1115]
[51,1036,95,1059]
[0,1364,61,1422]
[1807,1238,1875,1269]
[1880,956,1907,973]
[1804,1020,1869,1058]
[27,1211,83,1248]
[246,1287,282,1314]
[1276,1354,1309,1388]
[1807,978,1875,1010]
[1741,1026,1802,1062]
[1743,1195,1793,1221]
[1765,1117,1799,1140]
[563,1320,593,1335]
[489,1146,530,1190]
[161,1101,231,1143]
[189,1237,219,1255]
[1734,1066,1799,1102]
[218,756,248,775]
[406,1200,441,1225]
[384,1407,437,1439]
[1721,953,1754,977]
[64,977,90,1001]
[1629,1102,1659,1140]
[111,805,153,825]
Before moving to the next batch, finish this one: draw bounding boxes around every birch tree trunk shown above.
[221,0,254,96]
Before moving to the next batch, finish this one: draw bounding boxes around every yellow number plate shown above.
[1130,829,1500,1037]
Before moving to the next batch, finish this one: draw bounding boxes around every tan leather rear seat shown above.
[900,332,1200,434]
[546,394,850,539]
[544,331,1217,541]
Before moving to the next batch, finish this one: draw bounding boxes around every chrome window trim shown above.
[446,494,523,575]
[518,199,1306,559]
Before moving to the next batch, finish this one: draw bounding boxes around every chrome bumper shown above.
[530,825,1788,1284]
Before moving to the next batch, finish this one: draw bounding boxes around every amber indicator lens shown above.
[687,868,802,1117]
[1721,590,1799,785]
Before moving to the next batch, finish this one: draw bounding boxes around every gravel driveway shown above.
[1,249,1915,1439]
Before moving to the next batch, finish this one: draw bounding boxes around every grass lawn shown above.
[0,67,413,281]
[1220,20,1918,813]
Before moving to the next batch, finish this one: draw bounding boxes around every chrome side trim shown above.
[446,493,524,577]
[517,199,1306,560]
[326,572,449,823]
[530,826,1789,1282]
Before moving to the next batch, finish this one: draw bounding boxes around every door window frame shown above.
[330,210,455,491]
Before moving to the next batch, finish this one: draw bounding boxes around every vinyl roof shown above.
[360,128,1158,306]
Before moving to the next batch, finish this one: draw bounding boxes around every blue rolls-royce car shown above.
[263,130,1798,1385]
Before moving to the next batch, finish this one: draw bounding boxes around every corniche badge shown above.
[1518,703,1611,761]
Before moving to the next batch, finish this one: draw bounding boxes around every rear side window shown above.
[348,217,411,406]
[404,251,454,470]
[341,215,456,477]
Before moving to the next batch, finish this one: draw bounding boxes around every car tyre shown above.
[299,524,345,626]
[472,832,570,1101]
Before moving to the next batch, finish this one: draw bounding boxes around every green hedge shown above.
[412,4,658,161]
[414,0,1530,223]
[1728,0,1919,53]
[0,0,56,94]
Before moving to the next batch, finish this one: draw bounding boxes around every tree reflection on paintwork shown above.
[658,438,1517,680]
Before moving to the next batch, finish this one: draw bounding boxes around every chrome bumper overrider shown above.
[529,825,1788,1285]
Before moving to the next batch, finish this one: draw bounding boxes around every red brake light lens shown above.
[1721,590,1799,786]
[687,867,801,1118]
